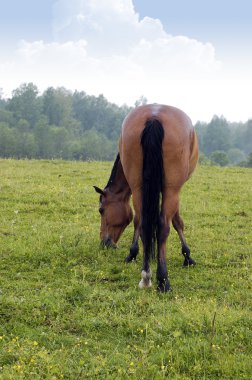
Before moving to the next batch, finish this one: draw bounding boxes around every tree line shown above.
[195,117,252,167]
[0,83,251,167]
[0,83,130,161]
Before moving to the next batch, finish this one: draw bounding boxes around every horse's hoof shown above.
[183,257,196,267]
[125,245,139,263]
[157,280,171,293]
[139,279,152,289]
[125,255,136,263]
[139,270,152,288]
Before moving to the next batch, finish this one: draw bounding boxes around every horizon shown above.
[1,82,251,125]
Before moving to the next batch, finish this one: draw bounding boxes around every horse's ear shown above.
[93,186,105,196]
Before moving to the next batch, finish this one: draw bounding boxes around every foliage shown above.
[238,152,252,168]
[0,83,130,161]
[198,152,212,165]
[0,83,251,166]
[203,116,231,155]
[195,116,252,166]
[210,151,229,167]
[0,160,251,379]
[7,83,41,128]
[246,152,252,167]
[227,148,246,165]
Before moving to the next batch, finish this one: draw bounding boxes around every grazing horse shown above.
[94,104,198,292]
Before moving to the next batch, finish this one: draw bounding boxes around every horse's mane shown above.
[105,153,120,189]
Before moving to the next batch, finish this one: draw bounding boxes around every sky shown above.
[0,0,251,123]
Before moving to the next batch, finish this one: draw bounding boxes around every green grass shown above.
[0,159,251,379]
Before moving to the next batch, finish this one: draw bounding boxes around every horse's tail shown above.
[141,118,164,264]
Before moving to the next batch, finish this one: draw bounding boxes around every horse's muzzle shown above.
[101,237,117,249]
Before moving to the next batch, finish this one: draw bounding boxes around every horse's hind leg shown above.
[172,211,196,266]
[125,215,140,263]
[156,212,171,292]
[139,222,152,288]
[156,188,183,292]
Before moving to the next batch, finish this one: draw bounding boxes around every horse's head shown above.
[94,186,133,248]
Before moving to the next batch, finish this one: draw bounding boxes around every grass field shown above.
[0,159,251,379]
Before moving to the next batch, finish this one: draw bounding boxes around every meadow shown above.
[0,159,251,379]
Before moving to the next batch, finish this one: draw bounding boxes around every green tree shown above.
[0,123,17,157]
[203,116,231,155]
[0,109,15,126]
[246,152,252,167]
[7,83,42,128]
[34,118,53,158]
[72,91,129,139]
[15,131,38,159]
[239,152,252,167]
[227,148,245,165]
[81,129,116,160]
[16,119,30,133]
[43,87,72,127]
[210,150,229,166]
[198,152,211,165]
[50,127,70,158]
[242,120,252,154]
[0,89,6,109]
[195,121,207,152]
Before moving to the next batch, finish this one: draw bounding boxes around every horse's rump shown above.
[120,104,196,191]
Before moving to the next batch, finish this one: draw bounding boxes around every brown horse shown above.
[94,104,199,292]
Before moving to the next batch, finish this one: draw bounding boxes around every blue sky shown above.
[0,0,251,122]
[134,1,251,43]
[1,0,251,50]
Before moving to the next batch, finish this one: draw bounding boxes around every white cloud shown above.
[52,0,141,54]
[0,0,251,122]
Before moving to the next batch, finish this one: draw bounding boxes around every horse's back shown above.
[119,104,198,191]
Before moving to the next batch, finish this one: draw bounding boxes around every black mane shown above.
[105,153,120,189]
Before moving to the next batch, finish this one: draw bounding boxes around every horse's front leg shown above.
[125,190,141,263]
[125,215,140,263]
[172,211,196,267]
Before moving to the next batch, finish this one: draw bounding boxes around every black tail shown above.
[141,118,164,264]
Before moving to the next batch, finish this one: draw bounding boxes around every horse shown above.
[94,104,199,292]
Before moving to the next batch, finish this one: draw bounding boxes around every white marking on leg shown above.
[139,270,152,289]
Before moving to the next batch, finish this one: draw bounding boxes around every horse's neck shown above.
[109,159,131,200]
